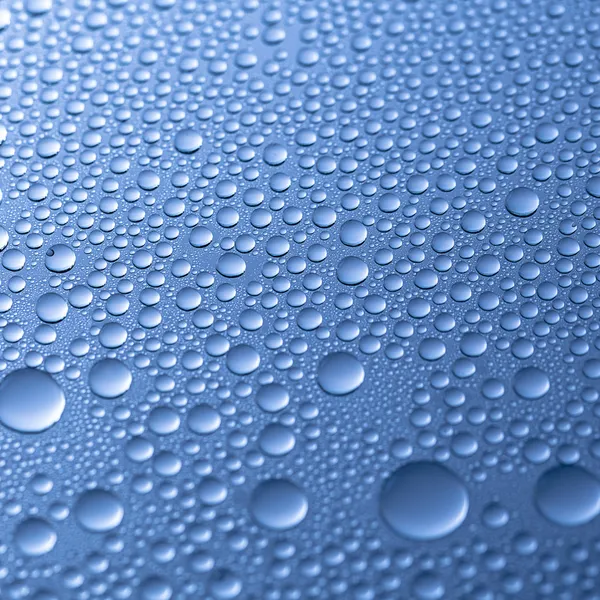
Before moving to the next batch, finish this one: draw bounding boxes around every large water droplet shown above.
[317,352,365,396]
[89,359,132,399]
[226,344,260,375]
[250,479,308,530]
[187,404,221,435]
[174,129,203,154]
[74,489,124,532]
[586,176,600,198]
[336,256,369,286]
[36,292,68,323]
[0,369,65,433]
[535,466,600,526]
[255,383,290,412]
[505,187,540,217]
[14,517,57,556]
[25,0,53,16]
[45,244,76,273]
[380,462,469,540]
[513,366,550,399]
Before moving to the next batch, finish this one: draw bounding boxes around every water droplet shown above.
[250,479,308,531]
[505,187,540,217]
[317,352,365,396]
[380,462,469,540]
[74,489,124,532]
[336,256,369,286]
[0,369,65,433]
[174,129,203,154]
[14,518,57,556]
[89,359,132,399]
[535,466,600,526]
[45,244,76,273]
[513,367,550,399]
[226,344,260,375]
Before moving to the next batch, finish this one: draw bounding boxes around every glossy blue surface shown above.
[0,0,599,598]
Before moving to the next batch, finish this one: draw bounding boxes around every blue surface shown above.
[0,0,599,598]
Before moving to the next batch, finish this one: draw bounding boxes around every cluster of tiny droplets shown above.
[0,0,599,598]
